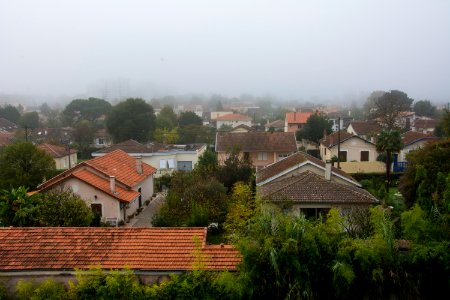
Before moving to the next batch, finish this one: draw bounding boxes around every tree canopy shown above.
[413,100,436,118]
[156,105,177,129]
[18,111,40,128]
[106,98,156,143]
[295,113,332,144]
[366,90,413,129]
[63,98,112,126]
[178,111,203,127]
[0,104,20,123]
[376,129,403,193]
[0,142,55,190]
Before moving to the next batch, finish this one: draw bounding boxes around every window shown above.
[91,204,102,218]
[98,138,104,145]
[257,152,268,161]
[177,161,193,171]
[159,159,168,169]
[168,158,175,169]
[278,153,289,160]
[360,151,369,162]
[338,151,347,162]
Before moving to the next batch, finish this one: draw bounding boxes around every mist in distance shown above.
[1,0,449,106]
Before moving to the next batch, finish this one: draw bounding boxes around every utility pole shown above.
[337,117,341,169]
[67,139,71,169]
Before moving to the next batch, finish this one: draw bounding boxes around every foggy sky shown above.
[1,0,449,104]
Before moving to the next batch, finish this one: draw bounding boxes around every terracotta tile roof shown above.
[285,112,312,124]
[259,171,378,204]
[401,131,438,147]
[0,132,14,147]
[256,151,357,185]
[414,119,438,130]
[348,121,381,136]
[265,119,285,129]
[215,132,297,152]
[72,169,139,202]
[0,227,240,271]
[320,130,356,148]
[38,150,156,193]
[86,150,156,187]
[216,113,252,121]
[0,118,18,132]
[38,143,77,158]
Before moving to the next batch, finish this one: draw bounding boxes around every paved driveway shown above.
[128,192,166,227]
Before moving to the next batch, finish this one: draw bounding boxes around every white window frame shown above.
[258,152,268,161]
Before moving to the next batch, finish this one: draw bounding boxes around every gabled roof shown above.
[72,169,140,202]
[0,132,14,147]
[348,121,381,136]
[256,151,358,186]
[265,119,285,129]
[38,143,77,158]
[216,113,252,121]
[0,227,240,272]
[320,130,363,148]
[414,119,438,129]
[215,132,297,153]
[0,118,18,132]
[285,112,312,124]
[38,150,156,201]
[401,131,438,147]
[230,124,254,132]
[259,171,378,204]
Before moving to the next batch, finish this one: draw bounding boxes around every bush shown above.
[16,279,66,300]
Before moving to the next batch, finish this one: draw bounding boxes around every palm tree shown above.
[376,129,403,194]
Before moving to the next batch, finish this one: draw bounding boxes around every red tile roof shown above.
[0,227,240,271]
[0,118,18,132]
[38,143,77,158]
[72,169,139,202]
[285,112,312,124]
[414,119,438,130]
[256,151,357,185]
[348,121,381,136]
[320,130,355,148]
[401,131,438,146]
[38,150,156,199]
[0,132,14,147]
[215,132,297,152]
[85,150,156,187]
[216,113,252,121]
[259,171,378,204]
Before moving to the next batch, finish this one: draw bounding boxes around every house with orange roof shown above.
[36,149,156,225]
[0,227,240,294]
[284,111,312,133]
[38,143,78,169]
[216,113,252,129]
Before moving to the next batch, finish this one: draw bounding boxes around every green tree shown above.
[178,111,202,127]
[18,112,40,129]
[376,129,403,194]
[216,147,254,191]
[296,113,332,144]
[399,139,450,209]
[156,105,177,129]
[0,186,41,226]
[0,104,21,123]
[194,149,219,176]
[0,142,55,189]
[38,188,94,226]
[106,98,156,143]
[153,128,179,144]
[436,109,450,137]
[62,97,112,126]
[224,182,255,242]
[414,100,436,118]
[72,119,95,155]
[177,124,216,144]
[367,90,413,129]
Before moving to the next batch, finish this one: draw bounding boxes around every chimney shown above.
[136,156,143,175]
[325,160,332,181]
[110,176,116,193]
